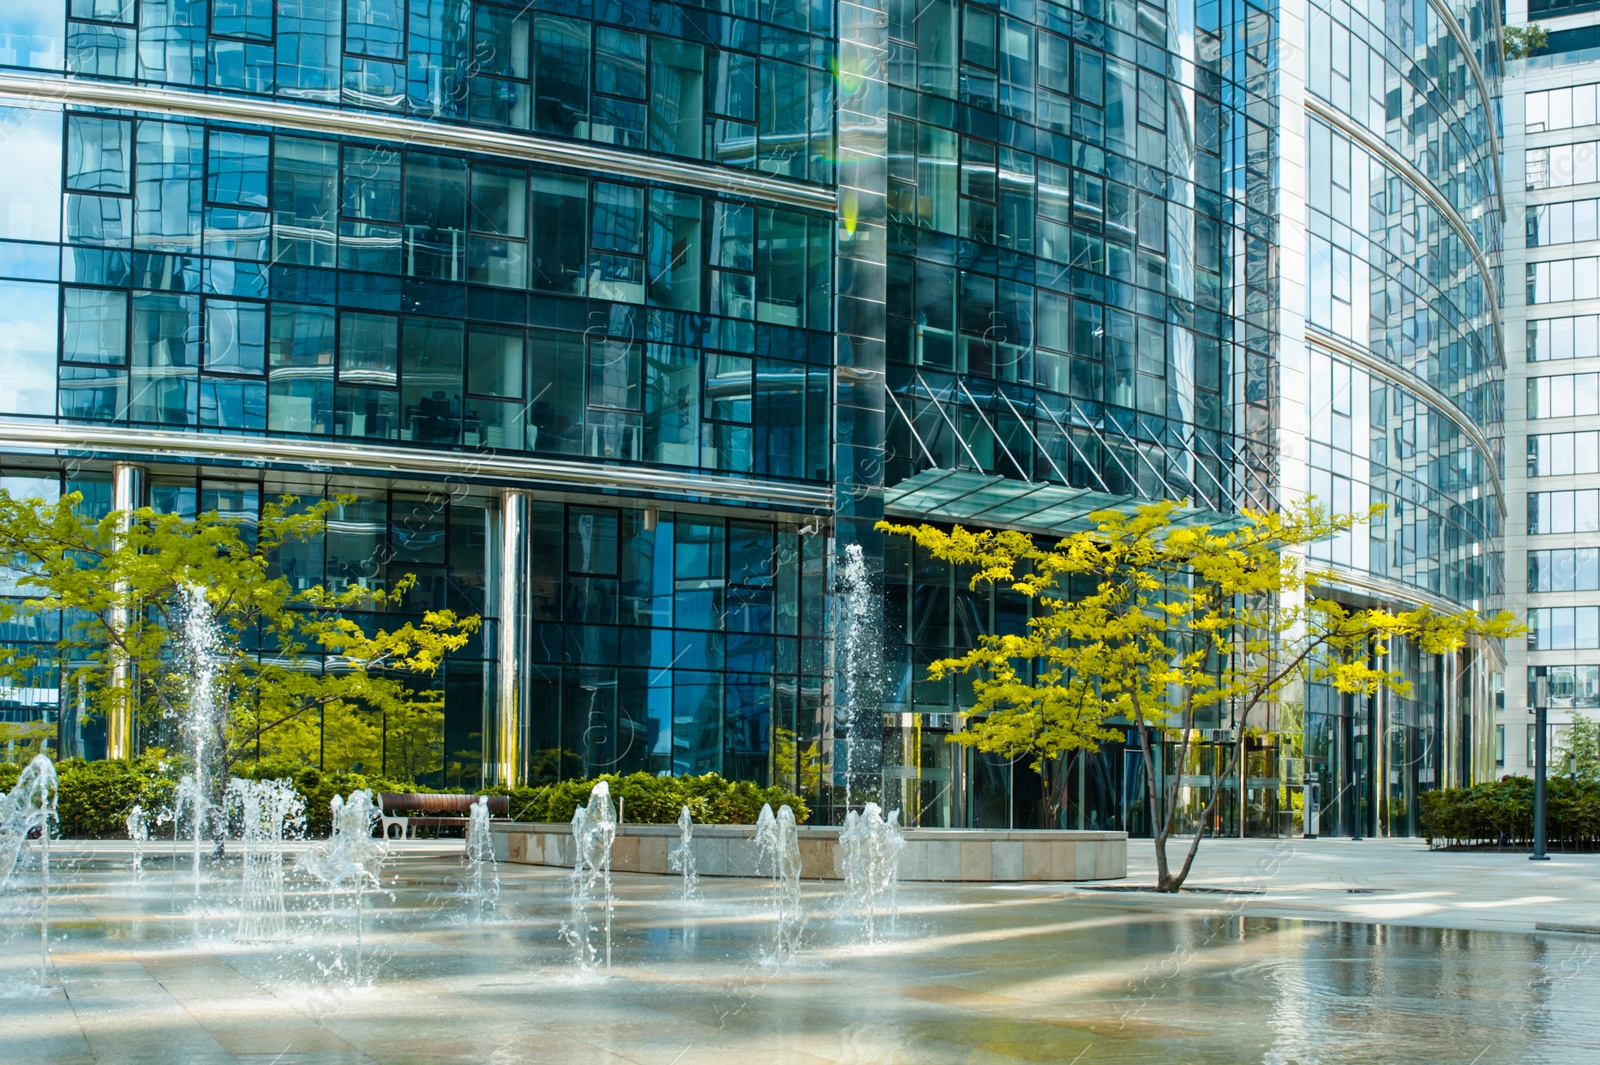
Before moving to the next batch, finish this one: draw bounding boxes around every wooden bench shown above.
[376,793,510,839]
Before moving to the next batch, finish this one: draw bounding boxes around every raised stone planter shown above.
[490,822,1127,882]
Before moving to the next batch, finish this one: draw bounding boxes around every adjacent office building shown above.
[0,0,1507,834]
[1503,2,1600,777]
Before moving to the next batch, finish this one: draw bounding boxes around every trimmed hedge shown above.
[2,757,807,836]
[1420,776,1600,850]
[507,772,810,826]
[0,754,180,838]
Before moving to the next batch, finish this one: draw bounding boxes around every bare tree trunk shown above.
[1165,730,1251,890]
[1132,706,1176,891]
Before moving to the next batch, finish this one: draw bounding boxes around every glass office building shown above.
[1501,2,1600,783]
[0,0,1505,834]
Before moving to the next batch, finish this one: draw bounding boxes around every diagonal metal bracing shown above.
[888,376,1275,518]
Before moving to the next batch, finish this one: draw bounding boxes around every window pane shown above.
[532,15,588,136]
[530,172,586,293]
[0,1,66,70]
[757,208,807,326]
[207,130,271,209]
[470,166,527,237]
[336,385,398,439]
[342,145,401,222]
[200,377,266,429]
[67,116,131,194]
[527,328,584,454]
[707,353,753,423]
[0,104,61,242]
[276,0,340,101]
[130,291,198,424]
[0,279,58,415]
[644,343,699,465]
[649,39,704,158]
[339,311,397,386]
[648,189,701,310]
[345,0,404,59]
[588,336,640,411]
[569,507,619,575]
[592,182,644,254]
[204,299,266,373]
[467,327,523,398]
[213,0,273,41]
[401,317,463,444]
[272,136,338,267]
[404,154,468,279]
[63,288,127,365]
[711,202,753,271]
[270,303,336,368]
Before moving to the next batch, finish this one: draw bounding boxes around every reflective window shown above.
[1528,314,1600,361]
[0,280,59,415]
[62,287,127,365]
[0,105,61,242]
[1527,83,1600,133]
[1528,373,1600,418]
[1529,490,1600,534]
[1528,431,1600,477]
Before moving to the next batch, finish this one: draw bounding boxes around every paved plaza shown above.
[1116,837,1600,935]
[0,840,1596,1064]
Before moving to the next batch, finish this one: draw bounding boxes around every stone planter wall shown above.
[489,822,1127,882]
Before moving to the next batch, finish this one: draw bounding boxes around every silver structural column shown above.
[107,463,145,760]
[493,489,532,788]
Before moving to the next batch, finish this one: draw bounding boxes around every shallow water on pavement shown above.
[0,845,1594,1064]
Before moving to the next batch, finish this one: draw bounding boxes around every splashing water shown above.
[173,774,208,899]
[561,781,617,970]
[755,803,804,961]
[0,754,58,986]
[462,797,499,919]
[126,803,148,878]
[302,790,387,983]
[835,543,887,811]
[668,805,699,901]
[228,778,305,942]
[176,584,227,883]
[838,802,905,943]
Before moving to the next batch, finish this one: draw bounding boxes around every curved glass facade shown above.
[0,0,1508,834]
[1289,0,1507,836]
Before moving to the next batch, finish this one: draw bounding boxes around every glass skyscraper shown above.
[0,0,1506,835]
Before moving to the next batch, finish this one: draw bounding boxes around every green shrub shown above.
[508,772,809,826]
[1421,776,1600,849]
[7,756,808,836]
[54,753,179,838]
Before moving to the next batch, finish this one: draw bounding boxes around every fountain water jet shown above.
[834,543,888,811]
[462,796,499,919]
[668,805,699,901]
[176,584,226,889]
[754,803,803,960]
[126,803,147,878]
[173,774,207,900]
[0,754,58,986]
[838,802,905,943]
[561,781,616,970]
[228,778,304,941]
[302,790,387,983]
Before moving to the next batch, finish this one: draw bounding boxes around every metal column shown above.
[492,490,531,787]
[106,463,145,760]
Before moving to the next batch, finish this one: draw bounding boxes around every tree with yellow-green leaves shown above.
[0,491,479,791]
[880,500,1520,892]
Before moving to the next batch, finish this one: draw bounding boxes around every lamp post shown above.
[1532,668,1550,862]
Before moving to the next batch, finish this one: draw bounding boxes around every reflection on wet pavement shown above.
[1,844,1595,1064]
